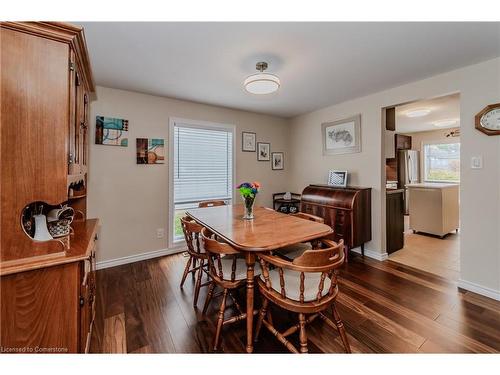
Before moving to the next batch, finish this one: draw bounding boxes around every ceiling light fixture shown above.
[434,119,459,127]
[405,108,431,118]
[244,62,280,95]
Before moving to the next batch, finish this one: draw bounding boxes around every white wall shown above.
[88,86,290,263]
[289,58,500,298]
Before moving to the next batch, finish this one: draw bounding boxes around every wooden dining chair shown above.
[255,239,351,354]
[276,212,325,260]
[180,216,211,308]
[198,200,227,208]
[201,227,258,351]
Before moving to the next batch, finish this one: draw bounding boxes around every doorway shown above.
[384,93,461,280]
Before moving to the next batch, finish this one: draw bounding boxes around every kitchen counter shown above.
[407,183,459,189]
[386,188,405,195]
[408,184,459,237]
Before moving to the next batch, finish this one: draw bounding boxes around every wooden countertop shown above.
[0,218,99,276]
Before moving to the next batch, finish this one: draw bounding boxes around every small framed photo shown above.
[257,142,270,161]
[328,170,348,187]
[242,131,256,152]
[272,152,284,170]
[322,114,361,155]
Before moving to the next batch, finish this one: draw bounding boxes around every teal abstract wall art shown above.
[136,138,165,164]
[95,116,129,146]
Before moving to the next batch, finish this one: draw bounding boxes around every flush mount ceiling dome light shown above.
[405,108,431,118]
[434,119,459,127]
[244,62,280,95]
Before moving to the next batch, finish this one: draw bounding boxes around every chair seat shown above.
[261,268,332,302]
[218,256,258,281]
[276,242,312,260]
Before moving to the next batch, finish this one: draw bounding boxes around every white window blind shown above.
[174,125,233,204]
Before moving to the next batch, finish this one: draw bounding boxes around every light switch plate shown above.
[471,156,483,169]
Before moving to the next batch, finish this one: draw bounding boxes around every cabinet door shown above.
[396,134,412,150]
[68,59,86,175]
[75,70,84,169]
[1,28,70,260]
[82,92,90,167]
[1,263,80,352]
[79,259,92,353]
[68,51,77,173]
[79,233,98,353]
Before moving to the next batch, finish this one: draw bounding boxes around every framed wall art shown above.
[272,152,284,170]
[136,138,165,164]
[95,116,129,147]
[242,131,256,152]
[257,142,270,161]
[321,114,361,155]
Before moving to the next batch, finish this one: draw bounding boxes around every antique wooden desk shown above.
[186,204,333,353]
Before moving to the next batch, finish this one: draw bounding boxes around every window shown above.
[423,142,460,182]
[172,121,234,241]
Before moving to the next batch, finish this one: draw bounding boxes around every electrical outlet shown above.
[156,228,165,239]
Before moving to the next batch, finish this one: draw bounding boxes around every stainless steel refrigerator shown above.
[398,150,420,215]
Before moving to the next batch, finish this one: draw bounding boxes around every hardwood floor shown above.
[390,216,460,280]
[89,253,500,353]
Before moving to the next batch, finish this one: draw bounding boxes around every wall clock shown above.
[475,103,500,135]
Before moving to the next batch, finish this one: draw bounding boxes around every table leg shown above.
[245,252,256,353]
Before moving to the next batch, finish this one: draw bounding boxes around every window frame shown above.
[422,140,460,184]
[168,117,236,248]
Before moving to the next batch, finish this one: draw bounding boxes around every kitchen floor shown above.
[389,216,460,281]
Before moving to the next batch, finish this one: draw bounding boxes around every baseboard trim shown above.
[457,279,500,301]
[96,246,184,270]
[350,247,388,261]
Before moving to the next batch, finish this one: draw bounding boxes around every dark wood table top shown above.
[186,205,332,252]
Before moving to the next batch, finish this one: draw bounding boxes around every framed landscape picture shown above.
[272,152,284,170]
[321,114,361,155]
[95,116,129,147]
[136,138,165,164]
[257,142,270,161]
[242,131,256,152]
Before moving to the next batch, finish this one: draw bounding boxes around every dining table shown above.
[186,204,333,353]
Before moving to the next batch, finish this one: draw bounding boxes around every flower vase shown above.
[243,196,255,220]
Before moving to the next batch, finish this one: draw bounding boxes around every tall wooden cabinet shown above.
[0,22,98,353]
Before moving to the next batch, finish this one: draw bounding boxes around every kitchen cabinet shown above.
[408,183,459,238]
[386,189,405,253]
[396,134,412,151]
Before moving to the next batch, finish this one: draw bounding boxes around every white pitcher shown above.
[33,214,53,241]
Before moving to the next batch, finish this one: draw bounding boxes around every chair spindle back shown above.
[201,227,241,284]
[180,216,204,256]
[259,239,344,303]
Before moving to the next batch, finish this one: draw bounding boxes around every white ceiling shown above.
[396,94,460,133]
[78,22,500,118]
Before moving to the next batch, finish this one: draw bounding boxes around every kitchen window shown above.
[170,119,234,242]
[423,142,460,183]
